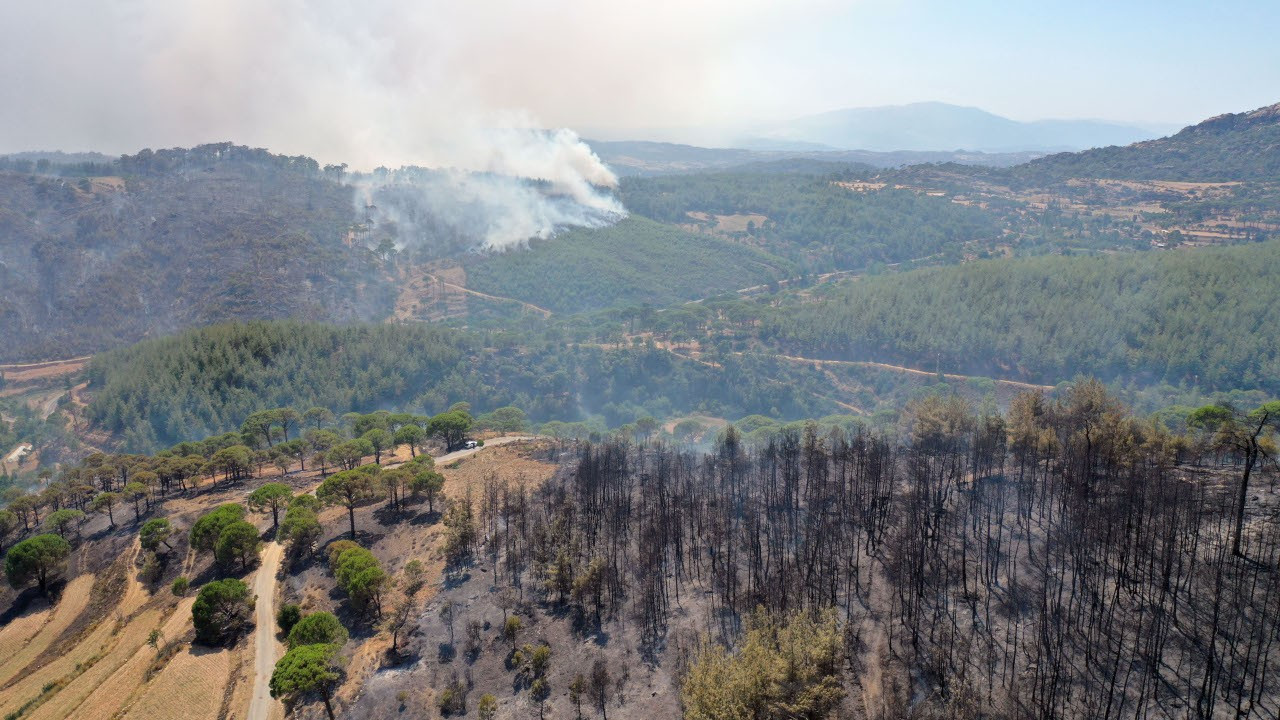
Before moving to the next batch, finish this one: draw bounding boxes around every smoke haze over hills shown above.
[5,0,1275,165]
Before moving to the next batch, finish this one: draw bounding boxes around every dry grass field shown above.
[0,575,94,690]
[0,603,53,664]
[120,645,232,720]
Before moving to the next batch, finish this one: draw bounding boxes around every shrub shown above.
[503,615,523,649]
[333,547,387,614]
[437,676,467,716]
[281,498,321,558]
[681,609,845,720]
[276,603,302,636]
[325,540,361,572]
[140,552,162,584]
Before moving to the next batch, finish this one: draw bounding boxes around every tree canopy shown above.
[190,504,248,552]
[192,578,254,644]
[270,643,343,720]
[248,482,293,530]
[4,533,71,593]
[286,612,349,649]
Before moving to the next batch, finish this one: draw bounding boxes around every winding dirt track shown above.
[426,274,553,317]
[247,541,285,720]
[773,353,1056,392]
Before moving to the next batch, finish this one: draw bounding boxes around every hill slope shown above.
[84,320,835,451]
[759,239,1280,393]
[462,216,796,313]
[619,172,1000,270]
[1020,101,1280,181]
[759,101,1160,152]
[0,144,393,361]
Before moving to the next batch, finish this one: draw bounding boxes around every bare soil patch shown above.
[0,357,90,384]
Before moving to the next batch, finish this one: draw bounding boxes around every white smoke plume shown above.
[354,127,625,252]
[0,0,673,251]
[0,1,851,251]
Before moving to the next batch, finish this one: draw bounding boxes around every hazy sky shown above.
[1,0,1276,165]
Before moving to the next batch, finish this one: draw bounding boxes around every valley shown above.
[1,93,1279,720]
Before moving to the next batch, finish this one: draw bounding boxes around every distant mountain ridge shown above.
[755,102,1164,152]
[589,139,1042,176]
[1020,100,1280,181]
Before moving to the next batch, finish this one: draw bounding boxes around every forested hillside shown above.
[620,172,999,270]
[3,101,1276,366]
[1020,101,1280,181]
[7,373,1280,719]
[462,216,795,313]
[84,321,838,452]
[758,240,1280,392]
[0,144,392,361]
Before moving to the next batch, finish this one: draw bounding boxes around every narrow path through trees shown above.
[247,541,285,720]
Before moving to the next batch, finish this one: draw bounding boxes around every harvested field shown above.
[434,439,557,492]
[0,603,52,662]
[684,211,769,235]
[0,575,94,689]
[120,646,231,720]
[24,608,162,720]
[90,596,199,720]
[0,357,90,384]
[0,612,117,717]
[18,547,157,720]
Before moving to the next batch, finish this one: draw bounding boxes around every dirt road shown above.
[247,541,285,720]
[425,274,553,317]
[773,353,1056,392]
[434,435,537,464]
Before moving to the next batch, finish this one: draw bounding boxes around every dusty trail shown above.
[247,541,285,720]
[773,353,1056,392]
[426,274,553,317]
[0,356,91,372]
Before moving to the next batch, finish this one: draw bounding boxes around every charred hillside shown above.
[349,384,1280,719]
[0,144,394,362]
